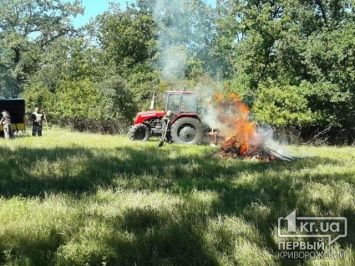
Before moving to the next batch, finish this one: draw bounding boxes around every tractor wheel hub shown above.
[179,126,196,141]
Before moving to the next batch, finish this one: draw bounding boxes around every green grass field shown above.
[0,128,354,266]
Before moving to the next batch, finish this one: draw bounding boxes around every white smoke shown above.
[160,46,188,80]
[153,0,210,81]
[257,125,294,160]
[153,0,182,18]
[203,104,224,130]
[154,0,185,80]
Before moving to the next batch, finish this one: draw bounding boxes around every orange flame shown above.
[212,92,260,156]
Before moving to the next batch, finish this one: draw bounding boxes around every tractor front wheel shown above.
[129,124,150,141]
[170,117,204,144]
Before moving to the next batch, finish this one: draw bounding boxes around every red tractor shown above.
[129,91,205,145]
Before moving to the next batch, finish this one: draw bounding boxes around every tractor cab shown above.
[164,91,198,115]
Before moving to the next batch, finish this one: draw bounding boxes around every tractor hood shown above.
[133,110,165,124]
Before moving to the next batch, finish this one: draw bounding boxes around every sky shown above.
[70,0,216,28]
[70,0,133,28]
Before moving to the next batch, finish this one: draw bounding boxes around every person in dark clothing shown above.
[0,111,14,140]
[162,110,174,142]
[31,107,47,136]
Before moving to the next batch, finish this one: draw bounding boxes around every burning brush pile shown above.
[208,93,293,162]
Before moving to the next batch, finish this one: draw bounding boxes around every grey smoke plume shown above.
[160,46,188,80]
[257,126,294,160]
[192,79,228,133]
[154,0,185,80]
[153,0,209,80]
[203,104,224,130]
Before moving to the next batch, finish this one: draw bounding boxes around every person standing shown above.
[31,107,47,136]
[0,111,14,140]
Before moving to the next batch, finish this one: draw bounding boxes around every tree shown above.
[0,0,83,96]
[90,2,160,111]
[22,34,98,110]
[93,3,156,73]
[213,0,354,141]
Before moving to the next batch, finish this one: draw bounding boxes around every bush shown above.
[252,83,314,127]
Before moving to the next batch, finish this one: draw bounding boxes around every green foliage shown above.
[54,79,101,120]
[215,0,355,140]
[0,0,83,95]
[253,82,314,127]
[89,3,160,116]
[303,82,353,128]
[98,73,137,122]
[22,81,55,115]
[95,3,156,72]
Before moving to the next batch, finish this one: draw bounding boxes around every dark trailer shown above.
[0,98,26,134]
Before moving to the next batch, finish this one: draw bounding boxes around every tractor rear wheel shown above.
[170,117,204,144]
[129,124,150,141]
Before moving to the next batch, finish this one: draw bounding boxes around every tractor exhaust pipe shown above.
[150,92,155,110]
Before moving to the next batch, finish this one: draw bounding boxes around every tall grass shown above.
[0,127,354,265]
